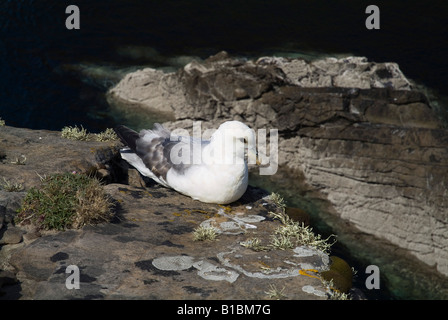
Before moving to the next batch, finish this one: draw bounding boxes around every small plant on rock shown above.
[61,125,118,142]
[15,172,114,230]
[192,225,218,241]
[268,192,336,253]
[61,125,90,141]
[265,284,286,300]
[10,154,27,165]
[93,128,119,142]
[0,177,23,192]
[240,237,268,251]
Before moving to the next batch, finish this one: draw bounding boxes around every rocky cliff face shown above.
[108,52,448,277]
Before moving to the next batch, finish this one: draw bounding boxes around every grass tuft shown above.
[240,237,269,251]
[270,192,286,210]
[15,172,114,230]
[265,284,286,300]
[93,128,119,142]
[10,155,27,165]
[61,125,90,141]
[61,125,118,142]
[239,192,336,254]
[0,177,23,192]
[268,193,336,253]
[269,209,335,253]
[192,225,218,241]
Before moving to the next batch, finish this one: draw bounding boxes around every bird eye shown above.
[243,138,248,144]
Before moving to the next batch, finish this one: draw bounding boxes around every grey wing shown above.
[135,134,209,180]
[135,135,175,181]
[170,135,210,174]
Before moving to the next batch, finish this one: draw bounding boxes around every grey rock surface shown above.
[8,183,329,299]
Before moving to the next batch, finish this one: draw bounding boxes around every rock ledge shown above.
[0,125,334,299]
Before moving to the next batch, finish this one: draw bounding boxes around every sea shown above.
[1,0,448,300]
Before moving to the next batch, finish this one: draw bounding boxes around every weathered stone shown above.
[4,183,331,300]
[0,126,122,190]
[0,227,23,245]
[0,191,26,224]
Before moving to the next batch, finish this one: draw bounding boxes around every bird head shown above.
[211,121,260,165]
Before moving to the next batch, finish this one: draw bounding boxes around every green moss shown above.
[15,172,113,230]
[320,256,353,293]
[328,256,353,280]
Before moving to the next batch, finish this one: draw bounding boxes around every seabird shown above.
[114,121,259,204]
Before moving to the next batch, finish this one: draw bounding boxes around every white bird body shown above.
[115,121,257,204]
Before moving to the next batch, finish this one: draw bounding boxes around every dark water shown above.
[1,1,448,299]
[1,0,447,131]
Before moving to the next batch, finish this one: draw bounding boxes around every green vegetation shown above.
[15,172,114,230]
[269,192,286,209]
[270,192,336,253]
[94,128,119,142]
[267,192,349,299]
[0,117,5,126]
[269,209,335,253]
[61,125,118,142]
[322,278,352,300]
[238,192,336,253]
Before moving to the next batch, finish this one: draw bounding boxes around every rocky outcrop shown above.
[0,125,334,299]
[107,52,448,277]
